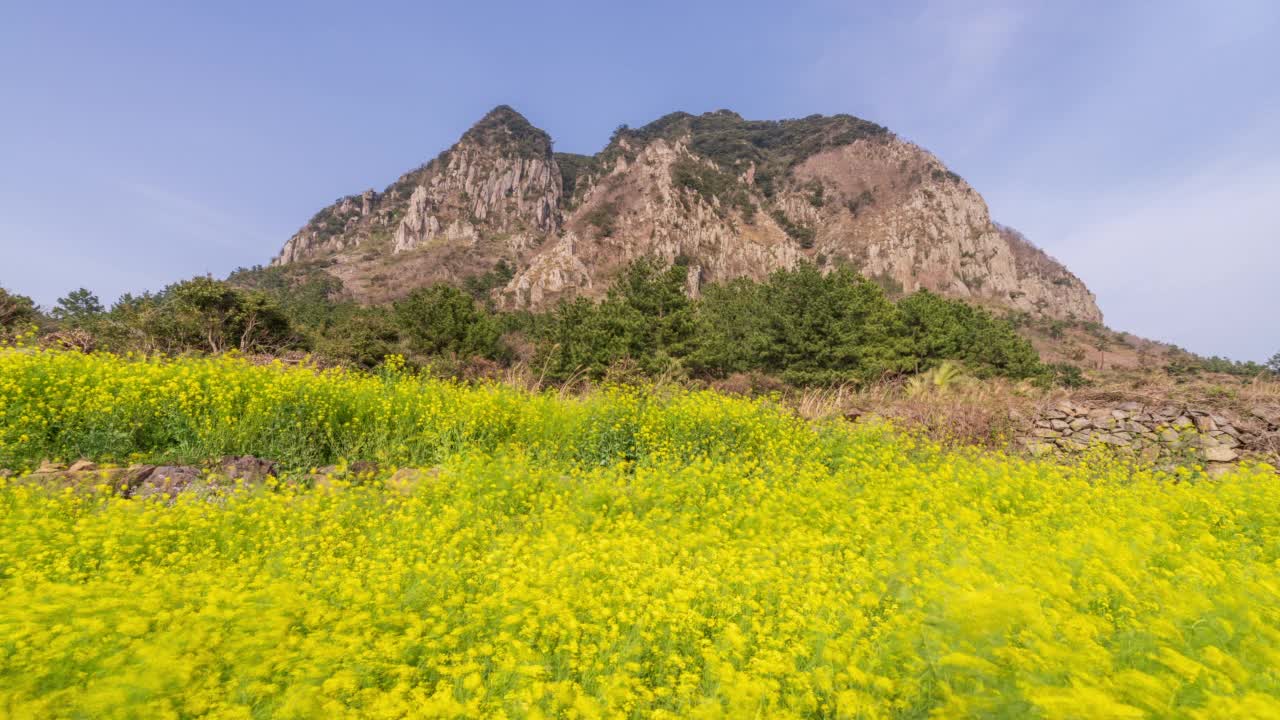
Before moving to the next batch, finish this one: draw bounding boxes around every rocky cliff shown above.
[272,106,1102,322]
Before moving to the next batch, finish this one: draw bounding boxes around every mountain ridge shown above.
[271,106,1102,324]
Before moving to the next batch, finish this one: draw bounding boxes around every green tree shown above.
[155,278,295,354]
[52,288,105,328]
[898,290,1043,379]
[687,278,769,375]
[0,287,38,340]
[755,264,911,385]
[1267,351,1280,375]
[534,297,632,380]
[317,306,401,369]
[393,285,503,360]
[604,259,696,371]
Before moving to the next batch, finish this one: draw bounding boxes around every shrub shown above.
[0,287,38,340]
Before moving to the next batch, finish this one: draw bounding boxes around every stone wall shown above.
[1020,400,1278,474]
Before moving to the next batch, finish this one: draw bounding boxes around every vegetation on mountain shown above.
[458,105,553,159]
[614,109,891,197]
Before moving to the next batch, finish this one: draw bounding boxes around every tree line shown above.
[5,261,1274,386]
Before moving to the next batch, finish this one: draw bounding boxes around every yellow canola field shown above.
[1,350,1279,718]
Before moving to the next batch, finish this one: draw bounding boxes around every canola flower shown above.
[1,349,1279,718]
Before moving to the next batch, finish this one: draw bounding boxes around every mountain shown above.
[272,106,1102,323]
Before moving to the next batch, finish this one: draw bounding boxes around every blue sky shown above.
[1,1,1276,361]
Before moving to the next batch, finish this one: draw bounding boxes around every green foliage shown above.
[535,260,694,380]
[1045,362,1090,388]
[898,290,1044,379]
[460,105,552,159]
[583,201,620,238]
[845,188,875,216]
[1268,352,1280,375]
[91,278,293,355]
[1197,354,1270,377]
[770,210,816,248]
[751,265,913,385]
[393,285,504,361]
[228,264,344,331]
[670,158,755,220]
[530,261,1046,387]
[0,287,38,338]
[316,306,401,369]
[554,152,595,205]
[167,277,294,354]
[805,180,825,208]
[51,288,104,329]
[533,297,632,381]
[685,279,770,376]
[462,259,516,302]
[930,167,963,184]
[1161,350,1271,379]
[612,109,891,197]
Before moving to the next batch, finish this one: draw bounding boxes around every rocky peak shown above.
[391,108,562,254]
[269,106,1104,326]
[458,105,554,159]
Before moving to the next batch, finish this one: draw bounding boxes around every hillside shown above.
[272,107,1101,323]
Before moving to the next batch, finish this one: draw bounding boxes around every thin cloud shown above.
[1063,149,1280,361]
[115,180,274,253]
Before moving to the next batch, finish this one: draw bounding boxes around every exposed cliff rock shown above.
[270,106,1103,324]
[391,107,562,255]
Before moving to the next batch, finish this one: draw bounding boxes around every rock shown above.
[347,460,380,477]
[1024,441,1055,457]
[1095,433,1130,446]
[1050,419,1069,430]
[216,455,277,485]
[1193,415,1218,433]
[1118,401,1141,412]
[1069,417,1093,431]
[1172,416,1194,429]
[1203,446,1239,463]
[1214,434,1240,448]
[1057,436,1089,451]
[1044,409,1067,420]
[1139,445,1162,463]
[1158,428,1181,443]
[1111,409,1129,420]
[1250,405,1280,427]
[133,466,203,498]
[16,467,132,495]
[36,460,66,474]
[1031,428,1062,439]
[387,467,439,494]
[1206,463,1234,479]
[67,459,97,473]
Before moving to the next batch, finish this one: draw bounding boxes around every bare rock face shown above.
[270,107,1103,325]
[507,139,799,307]
[391,137,562,254]
[792,139,1101,322]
